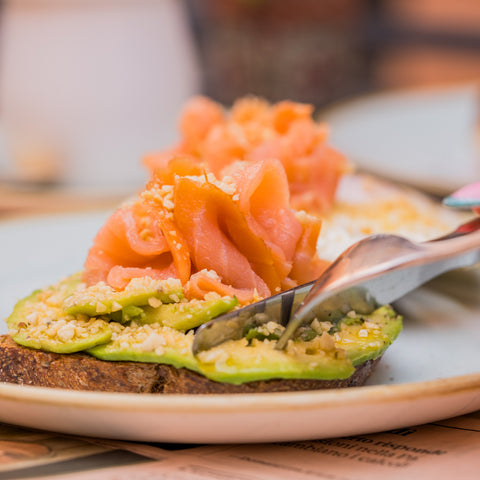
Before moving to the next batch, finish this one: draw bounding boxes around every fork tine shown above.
[280,289,295,326]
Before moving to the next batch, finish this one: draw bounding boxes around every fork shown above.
[192,216,480,354]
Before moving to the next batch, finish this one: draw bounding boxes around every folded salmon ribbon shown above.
[144,96,350,214]
[84,97,348,304]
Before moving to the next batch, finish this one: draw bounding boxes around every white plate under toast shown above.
[0,210,479,443]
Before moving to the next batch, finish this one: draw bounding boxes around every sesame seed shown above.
[96,302,107,314]
[148,297,162,308]
[111,301,122,312]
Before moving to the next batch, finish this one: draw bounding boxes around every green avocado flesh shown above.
[6,274,112,353]
[139,296,238,330]
[87,324,200,373]
[63,276,184,320]
[5,274,402,384]
[195,307,401,384]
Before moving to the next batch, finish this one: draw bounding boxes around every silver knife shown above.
[192,216,480,354]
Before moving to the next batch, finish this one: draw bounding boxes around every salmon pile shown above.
[84,97,349,304]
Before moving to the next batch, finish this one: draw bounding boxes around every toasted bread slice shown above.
[0,335,379,394]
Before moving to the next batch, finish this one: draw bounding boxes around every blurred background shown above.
[0,0,479,215]
[187,0,480,105]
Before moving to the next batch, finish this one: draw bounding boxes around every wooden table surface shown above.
[0,184,129,220]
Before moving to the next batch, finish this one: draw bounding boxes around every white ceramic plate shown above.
[0,212,479,444]
[321,84,480,196]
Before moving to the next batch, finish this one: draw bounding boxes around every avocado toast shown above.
[1,274,401,393]
[2,95,455,394]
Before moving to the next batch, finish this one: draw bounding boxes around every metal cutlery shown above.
[192,216,480,354]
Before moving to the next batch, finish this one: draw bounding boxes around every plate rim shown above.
[0,371,479,414]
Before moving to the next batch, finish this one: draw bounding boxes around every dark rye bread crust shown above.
[0,335,379,394]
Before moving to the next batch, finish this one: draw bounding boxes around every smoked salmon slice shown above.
[84,96,348,303]
[143,96,349,214]
[185,271,260,306]
[84,203,171,287]
[83,155,326,302]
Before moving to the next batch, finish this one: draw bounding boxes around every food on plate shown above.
[143,96,350,214]
[0,96,460,394]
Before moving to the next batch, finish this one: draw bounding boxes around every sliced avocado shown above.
[63,277,184,320]
[6,273,83,332]
[6,274,112,354]
[6,272,402,383]
[196,337,355,384]
[12,318,112,354]
[119,305,146,323]
[87,323,200,372]
[195,306,402,384]
[336,306,402,366]
[139,295,238,330]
